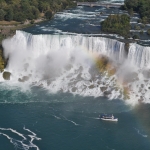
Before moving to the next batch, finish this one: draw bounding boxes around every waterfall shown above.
[3,30,125,63]
[128,43,150,68]
[2,30,150,104]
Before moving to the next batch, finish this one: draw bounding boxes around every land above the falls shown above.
[101,14,131,38]
[0,0,77,43]
[124,0,150,24]
[101,0,150,42]
[0,0,77,72]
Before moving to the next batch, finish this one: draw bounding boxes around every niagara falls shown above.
[0,0,150,150]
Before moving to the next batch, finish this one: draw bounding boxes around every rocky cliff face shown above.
[0,47,5,72]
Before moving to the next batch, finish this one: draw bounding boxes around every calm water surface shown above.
[0,87,150,150]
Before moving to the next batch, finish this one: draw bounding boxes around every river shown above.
[1,1,150,150]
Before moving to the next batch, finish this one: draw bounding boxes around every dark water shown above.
[0,86,150,150]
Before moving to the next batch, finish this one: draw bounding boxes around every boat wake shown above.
[0,127,41,150]
[134,128,148,138]
[60,114,79,126]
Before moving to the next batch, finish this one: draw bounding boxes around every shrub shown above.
[13,12,26,22]
[0,9,6,21]
[45,10,53,20]
[132,34,139,39]
[147,29,150,35]
[134,25,140,30]
[5,8,13,21]
[30,20,35,24]
[101,14,130,37]
[140,24,145,29]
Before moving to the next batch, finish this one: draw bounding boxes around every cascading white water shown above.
[3,30,125,62]
[128,43,150,68]
[2,30,150,104]
[2,30,126,82]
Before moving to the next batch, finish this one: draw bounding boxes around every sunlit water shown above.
[1,1,150,150]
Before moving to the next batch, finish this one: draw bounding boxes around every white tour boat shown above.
[99,114,118,122]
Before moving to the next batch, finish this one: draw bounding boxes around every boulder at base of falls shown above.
[3,71,11,80]
[18,76,29,82]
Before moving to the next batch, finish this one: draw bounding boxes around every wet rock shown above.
[123,87,130,100]
[88,85,94,89]
[138,99,144,103]
[100,87,107,92]
[65,64,72,71]
[124,43,130,56]
[76,73,82,79]
[3,71,11,80]
[18,76,29,82]
[104,90,111,96]
[141,84,144,88]
[138,96,144,103]
[142,69,150,78]
[72,87,77,92]
[59,88,63,92]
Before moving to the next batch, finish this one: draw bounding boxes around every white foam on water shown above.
[134,128,148,138]
[55,11,96,21]
[60,114,79,126]
[130,30,147,32]
[51,114,61,119]
[0,127,41,150]
[0,127,26,140]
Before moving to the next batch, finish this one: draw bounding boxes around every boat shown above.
[99,114,118,122]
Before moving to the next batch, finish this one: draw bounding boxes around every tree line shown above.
[76,0,98,2]
[124,0,150,23]
[101,14,131,37]
[0,0,76,22]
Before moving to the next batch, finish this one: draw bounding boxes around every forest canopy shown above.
[124,0,150,23]
[0,0,76,22]
[101,14,131,37]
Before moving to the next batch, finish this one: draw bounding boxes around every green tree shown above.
[124,0,150,23]
[20,0,30,11]
[128,8,133,16]
[45,10,53,19]
[13,12,26,22]
[62,0,68,9]
[147,29,150,35]
[0,9,6,20]
[132,34,139,39]
[30,0,38,7]
[31,7,40,19]
[0,0,76,22]
[101,14,130,37]
[39,2,50,13]
[5,8,13,21]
